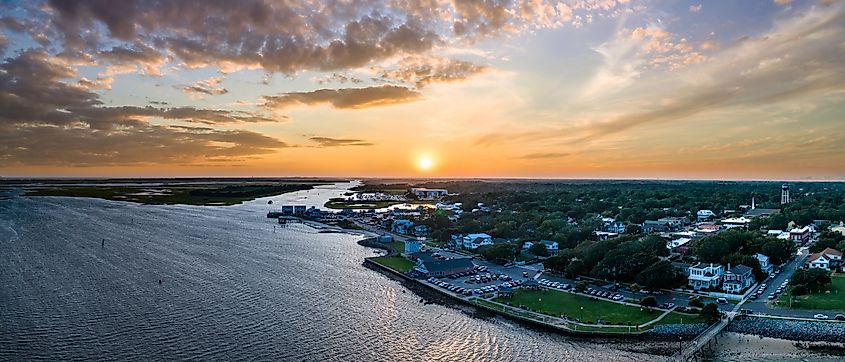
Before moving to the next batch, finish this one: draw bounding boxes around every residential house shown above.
[410,188,448,200]
[721,217,752,229]
[697,210,717,221]
[642,220,671,233]
[789,226,811,245]
[462,233,493,250]
[658,216,690,230]
[594,231,619,240]
[688,263,724,291]
[404,239,422,254]
[392,219,415,234]
[667,238,691,252]
[722,265,754,294]
[413,224,429,237]
[523,240,559,256]
[607,221,626,234]
[830,222,845,237]
[807,248,843,271]
[756,253,773,276]
[695,223,722,234]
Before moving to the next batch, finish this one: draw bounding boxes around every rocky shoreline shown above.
[727,317,845,343]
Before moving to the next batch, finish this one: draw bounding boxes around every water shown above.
[0,183,832,361]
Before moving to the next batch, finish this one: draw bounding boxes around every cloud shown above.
[0,48,287,166]
[517,152,570,159]
[181,76,228,96]
[0,123,287,166]
[689,4,702,13]
[774,0,792,6]
[309,137,373,147]
[263,85,421,110]
[377,56,489,88]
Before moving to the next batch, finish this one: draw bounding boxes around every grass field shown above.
[656,312,705,325]
[370,256,416,272]
[775,275,845,310]
[494,289,661,325]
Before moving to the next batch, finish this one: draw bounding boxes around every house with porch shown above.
[756,253,773,276]
[722,265,754,294]
[807,248,843,271]
[462,233,493,250]
[688,263,724,291]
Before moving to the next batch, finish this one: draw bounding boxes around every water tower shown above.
[781,184,790,204]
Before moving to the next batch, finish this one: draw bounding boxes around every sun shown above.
[417,156,434,171]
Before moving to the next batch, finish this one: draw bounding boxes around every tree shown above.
[700,303,721,324]
[575,281,588,292]
[528,242,549,257]
[790,268,832,293]
[478,243,519,265]
[641,235,670,257]
[636,261,684,290]
[761,239,793,265]
[810,231,845,253]
[544,255,570,273]
[640,296,658,308]
[696,238,729,263]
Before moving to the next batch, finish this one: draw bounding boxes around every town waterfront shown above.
[0,184,840,361]
[0,185,666,361]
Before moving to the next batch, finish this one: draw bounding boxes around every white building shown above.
[697,210,717,221]
[462,233,493,250]
[807,248,843,270]
[688,263,724,291]
[523,240,559,256]
[410,188,448,200]
[756,253,773,276]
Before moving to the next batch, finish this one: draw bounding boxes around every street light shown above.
[580,306,584,322]
[678,336,683,356]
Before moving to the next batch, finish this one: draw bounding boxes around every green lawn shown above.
[494,289,661,325]
[371,256,415,272]
[775,275,845,310]
[391,241,405,253]
[657,312,705,325]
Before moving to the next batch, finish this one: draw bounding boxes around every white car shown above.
[814,314,829,320]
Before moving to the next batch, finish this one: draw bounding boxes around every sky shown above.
[0,0,843,180]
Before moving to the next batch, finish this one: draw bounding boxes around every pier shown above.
[667,313,733,361]
[277,216,303,227]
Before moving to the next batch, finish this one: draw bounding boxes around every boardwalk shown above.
[667,315,731,361]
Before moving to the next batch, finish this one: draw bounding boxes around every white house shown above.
[697,210,716,221]
[688,263,724,291]
[462,233,493,250]
[807,248,843,270]
[523,240,559,256]
[756,253,773,276]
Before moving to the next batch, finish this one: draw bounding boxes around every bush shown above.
[640,296,658,308]
[689,297,704,308]
[700,303,721,324]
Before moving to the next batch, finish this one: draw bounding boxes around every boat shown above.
[268,200,273,204]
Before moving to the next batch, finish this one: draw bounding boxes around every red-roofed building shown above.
[807,248,843,271]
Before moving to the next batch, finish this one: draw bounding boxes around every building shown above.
[392,219,415,234]
[789,226,811,245]
[522,240,559,256]
[658,217,690,230]
[688,263,724,291]
[695,222,722,234]
[721,217,752,228]
[410,188,448,200]
[415,256,474,277]
[404,239,422,254]
[413,224,429,237]
[723,265,754,294]
[830,222,845,237]
[642,220,671,233]
[377,235,393,243]
[781,184,790,204]
[667,237,691,252]
[697,210,717,221]
[807,248,843,270]
[462,233,493,250]
[594,231,619,240]
[756,253,773,276]
[607,221,626,234]
[744,208,780,218]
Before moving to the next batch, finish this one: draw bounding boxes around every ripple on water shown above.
[2,191,681,361]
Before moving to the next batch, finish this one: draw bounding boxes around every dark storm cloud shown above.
[263,85,421,110]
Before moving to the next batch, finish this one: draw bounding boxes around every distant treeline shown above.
[188,184,315,198]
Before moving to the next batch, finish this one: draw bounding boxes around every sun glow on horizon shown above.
[417,155,434,171]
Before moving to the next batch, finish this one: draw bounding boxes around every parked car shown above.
[716,297,728,304]
[612,294,624,301]
[834,314,845,321]
[814,314,829,320]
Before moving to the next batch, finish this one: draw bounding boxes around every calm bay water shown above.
[0,183,833,361]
